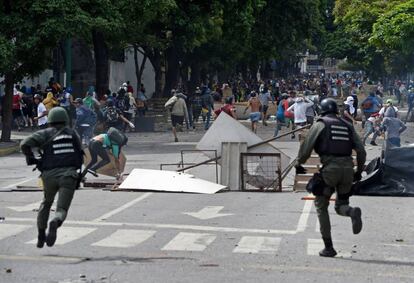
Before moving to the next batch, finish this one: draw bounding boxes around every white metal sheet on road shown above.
[233,236,281,254]
[0,224,31,241]
[27,227,96,245]
[91,229,156,248]
[162,232,216,251]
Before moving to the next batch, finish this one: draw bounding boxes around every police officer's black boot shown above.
[37,229,46,248]
[349,207,362,234]
[319,237,337,257]
[46,219,60,247]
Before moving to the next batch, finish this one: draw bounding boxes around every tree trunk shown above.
[133,44,147,92]
[1,73,14,142]
[92,30,109,99]
[163,46,180,97]
[188,60,201,95]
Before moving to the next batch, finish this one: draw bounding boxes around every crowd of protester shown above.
[3,77,146,145]
[2,73,413,148]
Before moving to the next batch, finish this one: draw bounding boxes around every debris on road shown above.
[118,168,227,194]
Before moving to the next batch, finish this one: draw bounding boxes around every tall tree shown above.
[0,0,89,141]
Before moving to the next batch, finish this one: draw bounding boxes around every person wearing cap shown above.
[73,98,97,145]
[295,98,366,257]
[343,96,356,124]
[20,107,83,249]
[379,99,398,118]
[33,94,48,129]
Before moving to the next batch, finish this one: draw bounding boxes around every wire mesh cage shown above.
[240,153,282,192]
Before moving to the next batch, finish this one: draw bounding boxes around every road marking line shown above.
[233,236,281,254]
[0,224,31,240]
[162,232,216,251]
[93,193,153,222]
[8,201,42,212]
[7,217,297,235]
[315,218,320,232]
[296,200,312,232]
[91,229,156,248]
[4,177,37,189]
[307,239,351,258]
[26,227,96,245]
[0,254,85,264]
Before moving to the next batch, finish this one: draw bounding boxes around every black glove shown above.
[353,171,362,182]
[25,155,38,166]
[295,165,307,174]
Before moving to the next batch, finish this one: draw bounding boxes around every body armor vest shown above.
[41,128,83,170]
[315,115,353,157]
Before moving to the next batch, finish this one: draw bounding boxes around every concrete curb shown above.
[0,142,20,157]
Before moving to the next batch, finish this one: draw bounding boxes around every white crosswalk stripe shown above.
[0,224,31,241]
[161,232,216,251]
[91,229,156,248]
[233,236,281,254]
[307,239,352,258]
[27,227,96,245]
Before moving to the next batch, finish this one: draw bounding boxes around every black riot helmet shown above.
[320,98,338,116]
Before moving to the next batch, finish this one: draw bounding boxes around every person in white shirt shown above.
[33,94,48,129]
[379,99,398,118]
[287,94,314,126]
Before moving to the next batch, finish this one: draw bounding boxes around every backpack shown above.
[107,127,128,146]
[116,96,130,112]
[105,107,119,124]
[192,96,202,109]
[362,99,373,110]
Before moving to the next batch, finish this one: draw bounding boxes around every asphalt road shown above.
[1,121,414,283]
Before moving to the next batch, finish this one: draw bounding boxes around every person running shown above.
[363,113,381,146]
[343,96,357,124]
[20,107,83,248]
[165,90,188,142]
[244,91,261,133]
[74,98,97,145]
[287,94,314,127]
[259,87,274,126]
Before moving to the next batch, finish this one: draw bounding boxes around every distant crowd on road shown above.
[1,73,413,147]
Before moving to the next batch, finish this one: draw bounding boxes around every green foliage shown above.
[331,0,413,77]
[370,0,414,57]
[0,0,90,80]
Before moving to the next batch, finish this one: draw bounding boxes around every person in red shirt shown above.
[12,91,24,131]
[284,91,296,138]
[214,96,236,119]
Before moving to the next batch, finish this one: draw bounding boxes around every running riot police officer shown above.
[295,98,366,257]
[20,107,83,248]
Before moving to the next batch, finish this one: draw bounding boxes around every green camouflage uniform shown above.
[297,121,366,239]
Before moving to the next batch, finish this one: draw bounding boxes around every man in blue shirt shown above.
[360,92,382,128]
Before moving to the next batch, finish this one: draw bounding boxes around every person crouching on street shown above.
[85,127,127,179]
